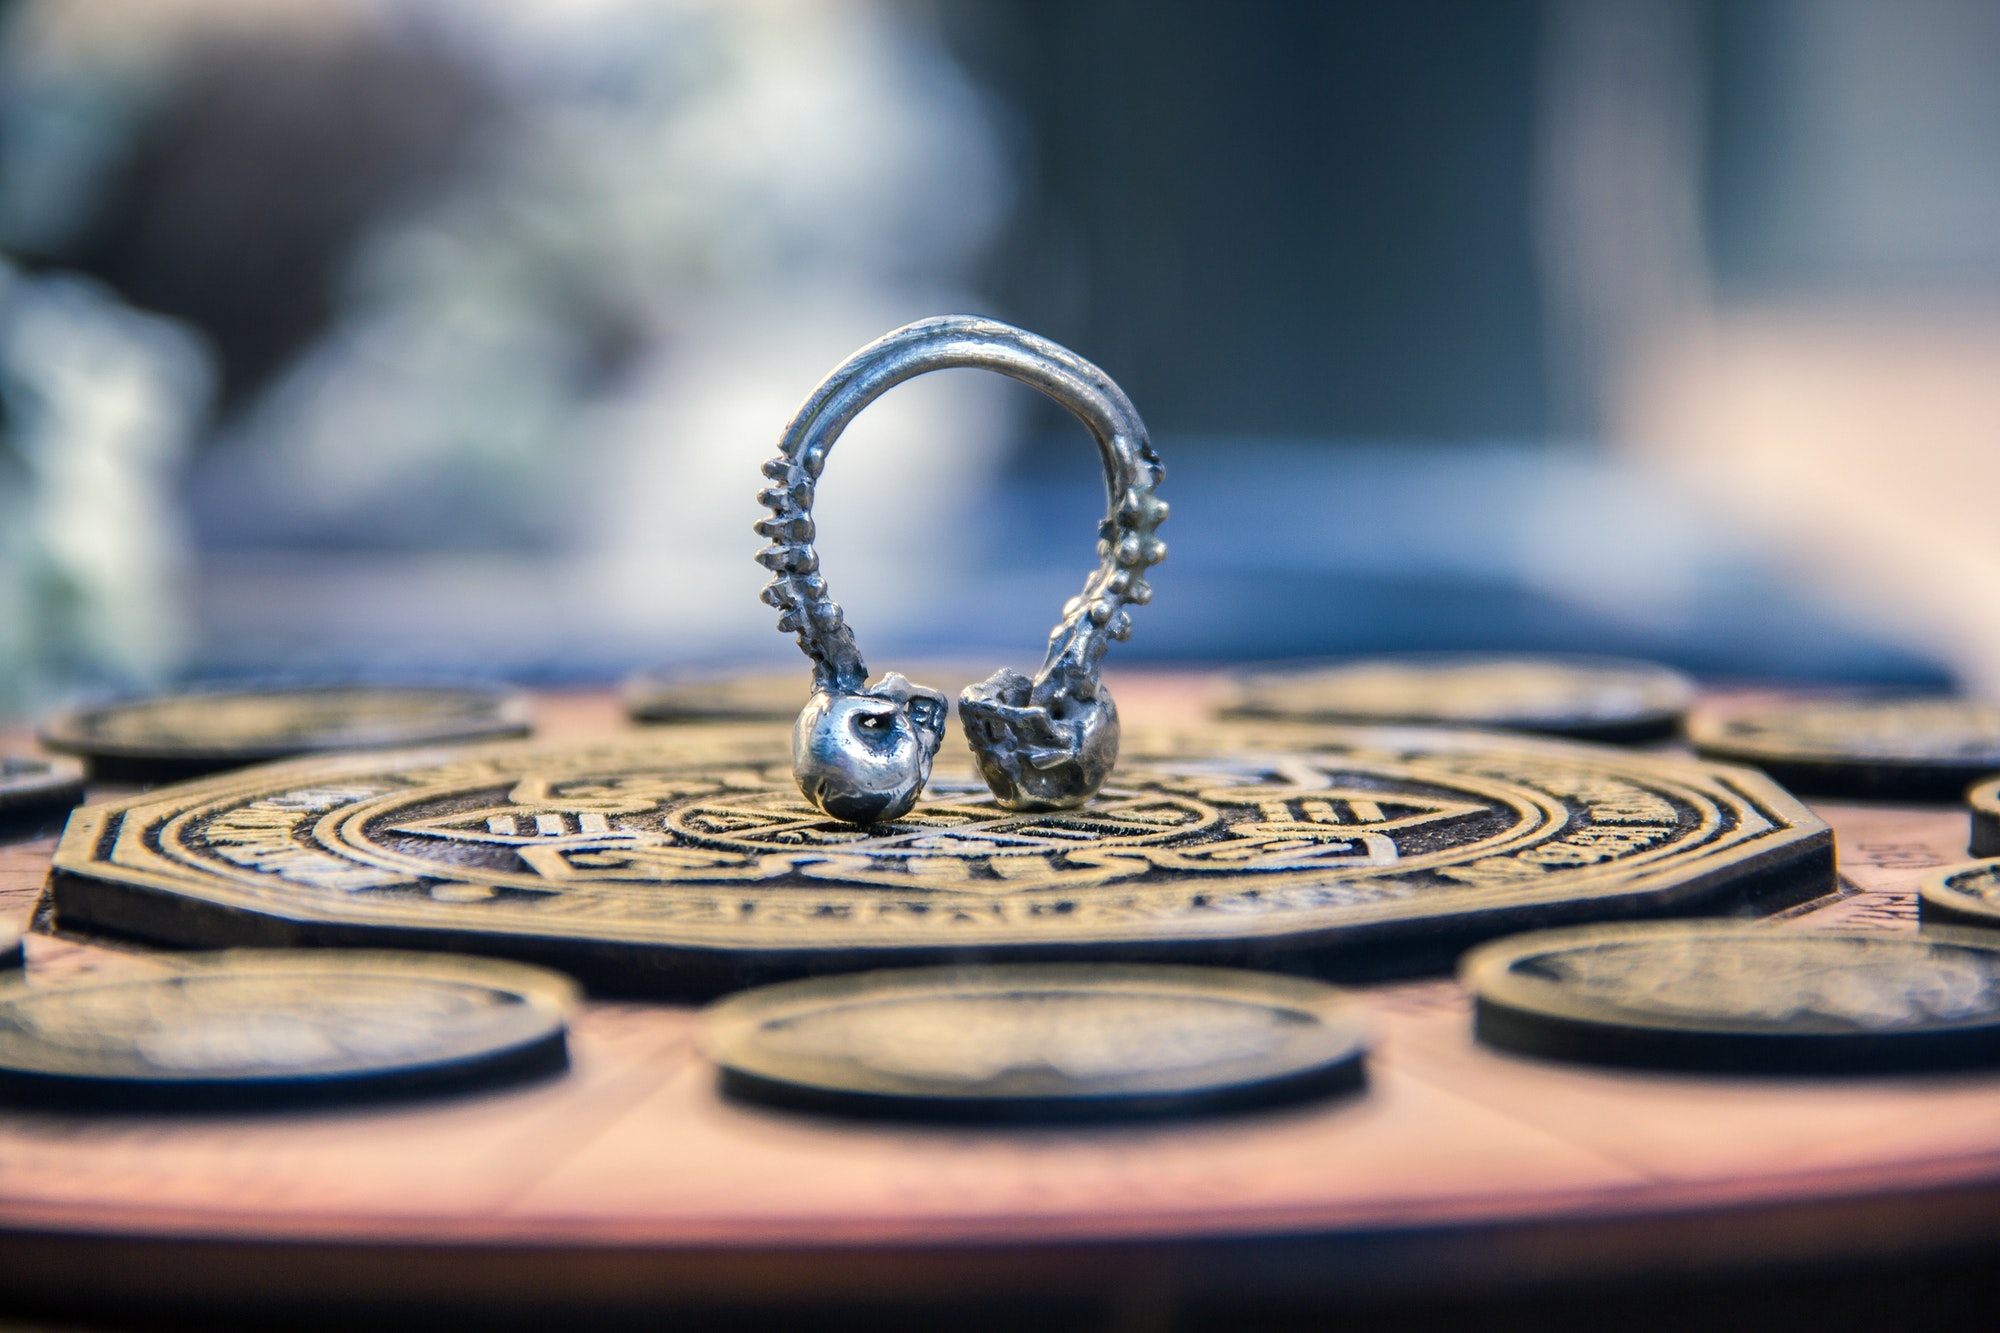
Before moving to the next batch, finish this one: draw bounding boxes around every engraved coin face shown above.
[625,663,992,725]
[1687,697,2000,801]
[1968,778,2000,858]
[1466,922,2000,1072]
[1917,858,2000,932]
[0,951,574,1108]
[49,724,1829,996]
[0,754,85,839]
[625,671,810,724]
[41,685,531,781]
[699,964,1365,1119]
[1219,655,1694,743]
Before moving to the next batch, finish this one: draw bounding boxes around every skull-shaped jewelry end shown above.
[959,668,1120,812]
[792,672,947,824]
[759,318,1158,818]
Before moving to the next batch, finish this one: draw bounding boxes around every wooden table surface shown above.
[1,677,1996,1322]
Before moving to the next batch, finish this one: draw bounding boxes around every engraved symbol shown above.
[52,727,1830,984]
[367,763,1500,894]
[399,807,625,846]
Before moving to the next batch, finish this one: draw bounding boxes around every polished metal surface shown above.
[756,315,1166,820]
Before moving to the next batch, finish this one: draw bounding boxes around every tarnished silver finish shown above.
[756,315,1165,821]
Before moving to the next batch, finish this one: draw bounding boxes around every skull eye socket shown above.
[853,712,893,733]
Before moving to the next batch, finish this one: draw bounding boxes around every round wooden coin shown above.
[48,724,1830,997]
[0,951,574,1109]
[1467,922,2000,1073]
[41,684,531,781]
[1968,778,2000,857]
[624,670,809,725]
[700,964,1365,1120]
[1917,858,2000,932]
[1686,697,2000,801]
[625,662,992,725]
[0,754,85,839]
[1217,655,1695,743]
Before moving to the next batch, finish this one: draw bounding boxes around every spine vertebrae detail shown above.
[756,447,863,695]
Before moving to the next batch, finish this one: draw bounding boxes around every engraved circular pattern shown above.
[0,755,85,822]
[660,779,1223,864]
[1689,698,2000,764]
[1969,777,2000,858]
[625,672,812,724]
[699,964,1364,1116]
[41,686,530,763]
[1918,859,2000,930]
[1686,696,2000,800]
[0,952,574,1087]
[49,724,1829,993]
[625,664,993,725]
[1473,926,2000,1031]
[1467,922,2000,1072]
[318,755,1558,896]
[0,755,84,795]
[1219,655,1693,738]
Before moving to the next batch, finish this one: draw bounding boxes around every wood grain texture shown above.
[1,675,1997,1315]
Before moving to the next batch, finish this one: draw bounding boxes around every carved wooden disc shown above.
[40,685,531,781]
[625,663,993,725]
[0,754,85,840]
[1218,655,1694,743]
[48,723,1830,997]
[700,964,1365,1121]
[1687,697,2000,801]
[1917,858,2000,932]
[1468,922,2000,1072]
[1968,777,2000,858]
[0,951,574,1108]
[624,671,813,725]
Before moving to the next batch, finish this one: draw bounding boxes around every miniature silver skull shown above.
[791,672,947,824]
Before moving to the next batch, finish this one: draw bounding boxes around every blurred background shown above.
[1,0,1996,716]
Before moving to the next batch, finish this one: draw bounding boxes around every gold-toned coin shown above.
[41,685,531,781]
[1917,858,2000,933]
[1686,697,2000,801]
[0,950,574,1108]
[49,724,1829,996]
[0,754,85,840]
[1969,778,2000,857]
[1218,655,1694,743]
[1467,921,2000,1072]
[700,964,1365,1120]
[624,670,808,724]
[624,662,993,725]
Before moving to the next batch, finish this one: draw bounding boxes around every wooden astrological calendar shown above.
[2,678,1999,1325]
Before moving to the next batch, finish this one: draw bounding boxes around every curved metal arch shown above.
[755,315,1166,817]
